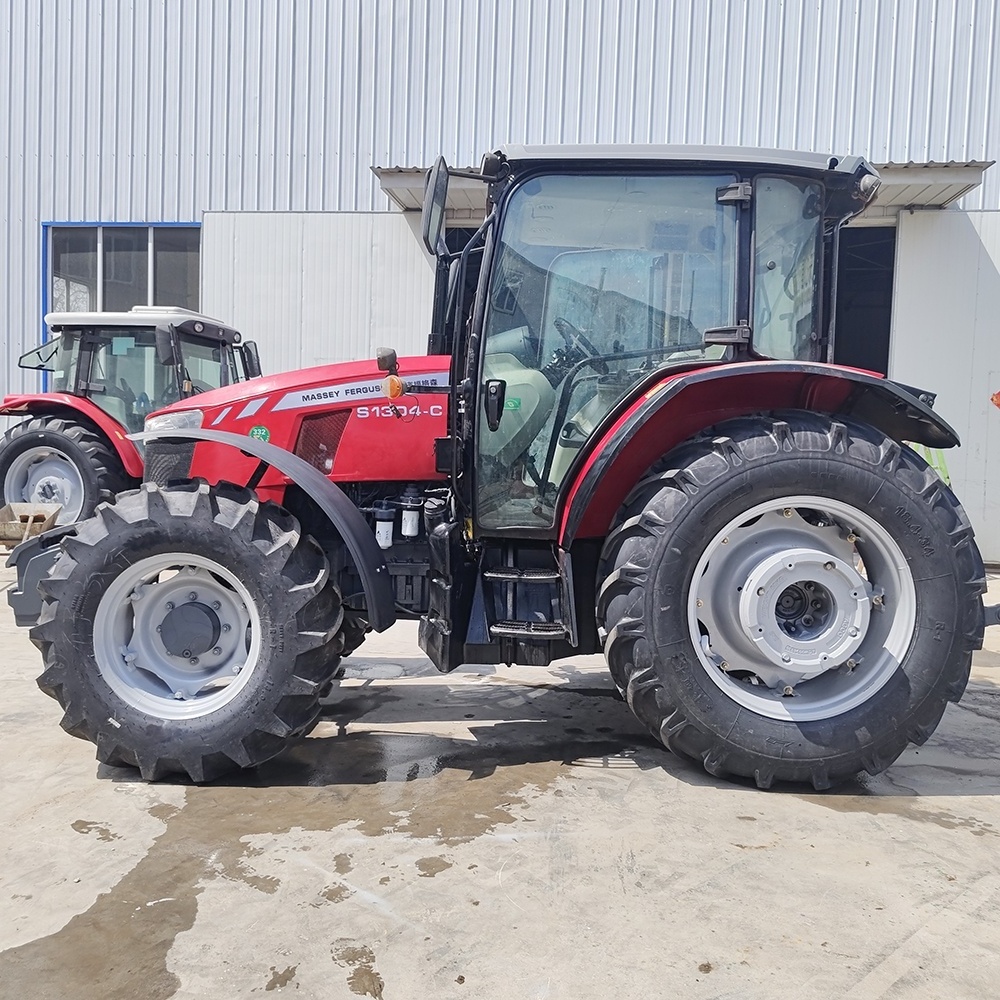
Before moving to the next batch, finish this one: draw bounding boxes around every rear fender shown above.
[133,428,396,631]
[559,362,960,545]
[0,393,144,477]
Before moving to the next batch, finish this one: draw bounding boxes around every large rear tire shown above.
[597,411,985,789]
[0,415,131,523]
[31,480,345,782]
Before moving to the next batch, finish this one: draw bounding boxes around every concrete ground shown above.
[2,566,1000,1000]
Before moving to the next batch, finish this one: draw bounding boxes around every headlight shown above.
[144,409,204,433]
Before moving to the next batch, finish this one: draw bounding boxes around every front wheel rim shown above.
[687,495,916,722]
[4,446,85,522]
[93,552,262,720]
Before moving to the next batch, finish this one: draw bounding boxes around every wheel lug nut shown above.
[782,685,795,696]
[781,653,792,663]
[212,601,221,610]
[156,625,162,632]
[173,691,184,700]
[812,600,822,609]
[188,592,198,601]
[212,647,222,655]
[189,657,199,665]
[222,624,231,632]
[232,664,242,674]
[165,602,174,610]
[824,561,835,571]
[696,599,704,607]
[848,627,859,637]
[757,587,765,596]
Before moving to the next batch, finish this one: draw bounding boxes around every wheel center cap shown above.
[738,547,871,678]
[160,602,221,657]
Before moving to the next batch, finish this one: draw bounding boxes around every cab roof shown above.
[44,306,241,344]
[495,144,874,179]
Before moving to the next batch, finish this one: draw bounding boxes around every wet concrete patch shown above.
[264,964,297,991]
[333,941,384,999]
[71,820,120,842]
[416,856,453,877]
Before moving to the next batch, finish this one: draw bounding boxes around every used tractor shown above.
[12,146,987,790]
[0,306,261,523]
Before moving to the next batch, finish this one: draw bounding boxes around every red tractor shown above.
[0,306,261,523]
[13,146,988,790]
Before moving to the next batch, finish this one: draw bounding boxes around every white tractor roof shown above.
[44,305,232,329]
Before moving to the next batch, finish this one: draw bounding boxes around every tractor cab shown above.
[420,146,881,535]
[19,306,261,434]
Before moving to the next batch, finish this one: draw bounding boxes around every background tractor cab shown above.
[0,306,260,522]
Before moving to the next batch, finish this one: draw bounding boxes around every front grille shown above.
[145,440,195,484]
[294,410,350,472]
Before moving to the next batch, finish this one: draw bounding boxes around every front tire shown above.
[31,481,345,782]
[597,412,985,789]
[0,416,131,523]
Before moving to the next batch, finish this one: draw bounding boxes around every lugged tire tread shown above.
[596,410,986,790]
[31,480,353,782]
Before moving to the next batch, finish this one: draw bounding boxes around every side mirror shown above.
[376,347,399,375]
[155,327,178,367]
[241,341,262,379]
[421,156,450,256]
[483,378,506,432]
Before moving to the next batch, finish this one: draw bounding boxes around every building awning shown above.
[372,166,485,225]
[374,158,994,227]
[853,159,994,224]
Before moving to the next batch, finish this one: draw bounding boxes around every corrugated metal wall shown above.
[2,0,999,393]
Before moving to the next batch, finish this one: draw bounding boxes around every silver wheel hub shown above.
[93,554,261,720]
[689,497,915,722]
[4,446,85,522]
[739,547,871,679]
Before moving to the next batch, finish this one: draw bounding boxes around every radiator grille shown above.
[294,410,350,472]
[144,440,195,485]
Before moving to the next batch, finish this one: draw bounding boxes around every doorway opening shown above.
[834,227,896,375]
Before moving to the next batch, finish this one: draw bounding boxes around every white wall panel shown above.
[201,212,434,375]
[890,210,1000,561]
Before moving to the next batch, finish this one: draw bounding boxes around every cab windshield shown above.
[477,172,738,530]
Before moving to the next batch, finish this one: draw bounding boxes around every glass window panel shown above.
[103,227,149,311]
[85,327,166,432]
[477,173,737,530]
[753,177,823,361]
[51,228,98,311]
[153,227,200,310]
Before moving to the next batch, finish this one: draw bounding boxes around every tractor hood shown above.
[142,353,452,486]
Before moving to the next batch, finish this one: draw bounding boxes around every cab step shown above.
[482,567,561,582]
[489,620,570,639]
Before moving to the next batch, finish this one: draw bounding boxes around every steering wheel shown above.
[553,317,608,374]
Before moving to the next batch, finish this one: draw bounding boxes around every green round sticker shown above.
[248,425,270,442]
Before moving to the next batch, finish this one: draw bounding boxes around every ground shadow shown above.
[96,668,1000,800]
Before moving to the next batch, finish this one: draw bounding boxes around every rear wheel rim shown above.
[687,495,916,722]
[93,552,262,720]
[4,445,85,522]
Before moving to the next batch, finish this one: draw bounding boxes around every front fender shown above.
[133,428,395,632]
[1,393,144,478]
[559,361,961,545]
